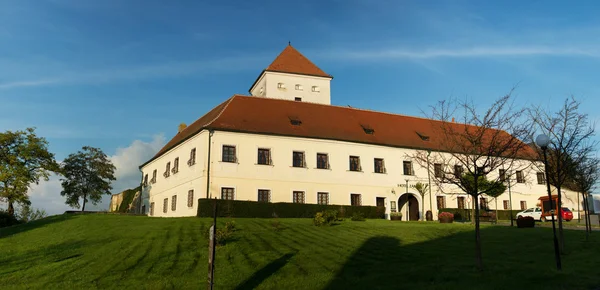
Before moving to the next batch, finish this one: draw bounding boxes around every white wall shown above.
[251,71,331,105]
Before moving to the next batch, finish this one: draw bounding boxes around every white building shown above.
[139,44,582,220]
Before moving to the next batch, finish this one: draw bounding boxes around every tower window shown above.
[311,86,320,92]
[295,84,303,90]
[277,83,285,89]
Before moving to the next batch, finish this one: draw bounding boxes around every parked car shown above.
[516,208,543,221]
[537,207,574,222]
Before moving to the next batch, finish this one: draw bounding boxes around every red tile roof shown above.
[265,44,331,78]
[142,95,535,167]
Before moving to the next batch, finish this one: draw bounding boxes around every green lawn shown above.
[1,215,599,289]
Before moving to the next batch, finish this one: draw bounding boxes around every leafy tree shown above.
[463,173,507,219]
[412,92,531,270]
[530,97,596,253]
[0,128,59,216]
[414,182,428,221]
[60,146,116,211]
[16,204,48,222]
[570,156,598,239]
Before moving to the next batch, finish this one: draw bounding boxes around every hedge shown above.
[197,199,386,219]
[439,208,519,221]
[0,211,23,228]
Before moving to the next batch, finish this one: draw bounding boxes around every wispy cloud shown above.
[0,55,268,90]
[327,46,600,60]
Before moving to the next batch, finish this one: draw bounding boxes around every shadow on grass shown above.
[0,214,74,239]
[235,253,295,290]
[323,226,600,290]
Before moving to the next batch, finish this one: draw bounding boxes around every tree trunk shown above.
[7,201,15,216]
[421,194,425,221]
[557,186,565,254]
[583,193,589,240]
[585,193,592,234]
[474,195,483,271]
[82,193,87,212]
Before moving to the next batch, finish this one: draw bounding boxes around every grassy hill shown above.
[1,215,599,289]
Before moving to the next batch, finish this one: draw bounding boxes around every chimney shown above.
[452,117,455,123]
[178,123,187,133]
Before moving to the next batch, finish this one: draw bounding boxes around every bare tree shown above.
[570,155,598,239]
[412,92,532,270]
[529,97,596,252]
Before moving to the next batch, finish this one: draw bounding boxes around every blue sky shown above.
[2,0,600,214]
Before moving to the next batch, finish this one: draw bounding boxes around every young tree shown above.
[414,182,429,221]
[60,146,116,211]
[530,97,596,252]
[570,156,598,239]
[16,204,48,222]
[0,128,60,216]
[412,93,531,270]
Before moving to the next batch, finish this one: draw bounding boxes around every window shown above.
[516,171,525,183]
[151,170,157,184]
[403,161,413,175]
[374,158,385,173]
[187,190,194,207]
[258,148,271,165]
[349,156,361,171]
[434,163,443,178]
[295,84,303,90]
[503,200,509,210]
[311,86,320,92]
[164,162,171,178]
[390,201,397,212]
[318,192,329,205]
[172,157,179,174]
[163,198,168,213]
[457,197,465,209]
[143,174,148,187]
[480,197,488,210]
[277,82,285,89]
[499,169,506,182]
[290,116,302,126]
[536,172,545,184]
[361,125,375,134]
[222,145,236,163]
[221,188,234,200]
[258,189,271,202]
[150,202,155,216]
[376,197,385,207]
[436,196,446,209]
[476,166,485,175]
[317,153,329,169]
[188,148,196,166]
[293,151,305,167]
[351,194,362,206]
[520,201,527,210]
[294,97,302,102]
[293,191,305,204]
[171,195,177,211]
[454,165,463,178]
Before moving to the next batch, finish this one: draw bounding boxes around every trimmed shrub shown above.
[351,212,366,221]
[439,208,518,221]
[313,210,339,226]
[198,199,385,219]
[0,211,22,228]
[517,216,535,228]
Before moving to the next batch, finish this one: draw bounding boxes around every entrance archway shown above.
[398,194,419,221]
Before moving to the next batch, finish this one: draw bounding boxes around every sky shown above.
[2,0,600,215]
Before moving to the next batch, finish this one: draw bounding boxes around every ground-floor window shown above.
[436,196,446,209]
[503,200,509,210]
[480,197,488,210]
[351,194,361,206]
[318,192,329,205]
[390,201,397,212]
[187,190,194,207]
[520,201,527,210]
[293,191,305,204]
[258,189,271,202]
[150,202,155,216]
[171,195,177,211]
[221,188,234,200]
[376,197,385,207]
[457,197,465,209]
[163,198,168,213]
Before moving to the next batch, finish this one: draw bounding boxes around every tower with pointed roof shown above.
[249,44,333,105]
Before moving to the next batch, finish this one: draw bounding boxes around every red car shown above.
[541,207,574,222]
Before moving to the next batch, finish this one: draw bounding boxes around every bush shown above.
[198,199,385,219]
[517,216,535,228]
[351,212,366,221]
[271,219,283,231]
[439,208,518,221]
[0,211,23,228]
[206,221,237,246]
[313,210,339,226]
[439,212,454,219]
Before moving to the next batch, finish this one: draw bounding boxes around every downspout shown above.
[138,168,144,214]
[206,130,214,199]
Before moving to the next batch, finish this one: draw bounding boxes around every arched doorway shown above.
[398,194,419,221]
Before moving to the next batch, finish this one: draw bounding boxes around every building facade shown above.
[139,45,582,220]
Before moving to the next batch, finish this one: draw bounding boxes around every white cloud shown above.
[18,135,166,215]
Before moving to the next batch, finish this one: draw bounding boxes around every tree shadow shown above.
[235,253,295,290]
[0,214,74,239]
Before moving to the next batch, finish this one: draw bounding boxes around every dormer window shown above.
[295,84,303,90]
[416,131,430,141]
[361,124,374,134]
[277,83,285,89]
[311,86,320,92]
[289,116,302,126]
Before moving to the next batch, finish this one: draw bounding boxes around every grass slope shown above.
[1,215,599,289]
